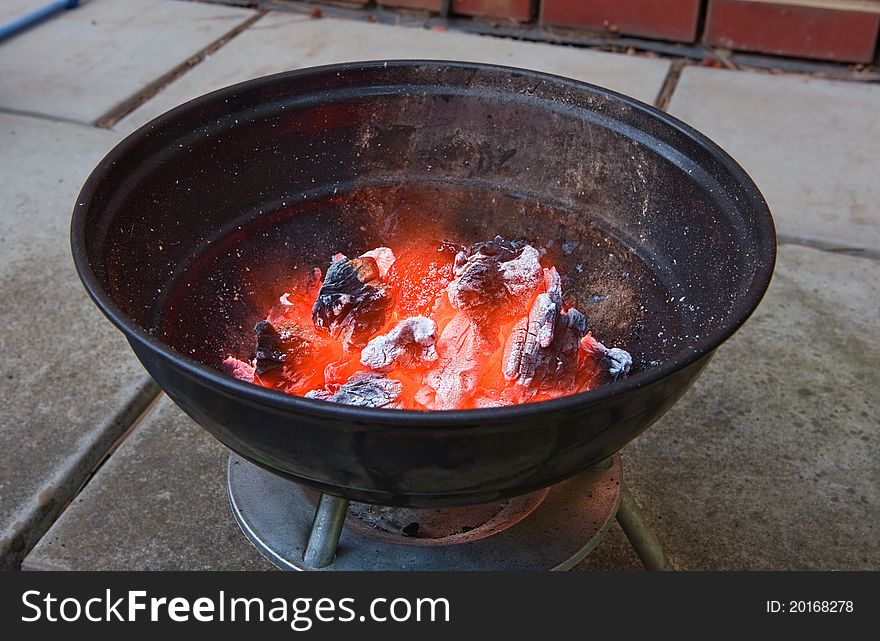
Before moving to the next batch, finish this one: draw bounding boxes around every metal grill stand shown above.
[228,453,670,571]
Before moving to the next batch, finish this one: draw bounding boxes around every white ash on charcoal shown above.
[416,313,497,410]
[499,244,545,299]
[418,238,546,409]
[472,390,514,409]
[581,335,633,380]
[221,356,255,383]
[605,348,632,379]
[361,316,438,371]
[502,268,588,395]
[306,372,402,409]
[360,246,396,278]
[446,236,544,326]
[311,253,394,351]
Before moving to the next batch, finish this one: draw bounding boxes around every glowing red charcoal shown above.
[223,237,631,410]
[386,241,459,318]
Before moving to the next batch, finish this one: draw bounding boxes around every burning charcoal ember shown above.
[311,255,393,351]
[276,268,324,311]
[304,267,323,296]
[228,236,630,409]
[503,318,534,383]
[472,390,514,408]
[252,318,333,396]
[515,307,587,395]
[323,359,350,385]
[446,236,543,326]
[306,372,402,408]
[386,241,461,317]
[221,356,255,383]
[499,244,544,299]
[541,307,588,389]
[417,313,496,410]
[503,268,589,394]
[502,268,564,383]
[447,239,515,317]
[580,333,633,381]
[254,320,286,375]
[360,316,437,371]
[360,246,396,278]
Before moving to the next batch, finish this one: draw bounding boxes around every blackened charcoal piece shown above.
[306,372,402,408]
[503,268,562,383]
[305,267,323,295]
[254,318,324,378]
[446,236,543,325]
[508,308,587,392]
[503,268,588,392]
[254,320,285,375]
[467,236,528,262]
[312,255,393,351]
[360,316,437,371]
[541,307,588,389]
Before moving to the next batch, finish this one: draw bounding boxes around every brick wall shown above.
[377,1,535,21]
[329,1,880,63]
[540,0,702,43]
[704,0,880,63]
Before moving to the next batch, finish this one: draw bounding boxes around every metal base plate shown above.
[227,454,622,571]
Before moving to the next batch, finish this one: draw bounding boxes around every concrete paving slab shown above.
[23,247,878,570]
[0,0,255,124]
[23,397,274,571]
[23,393,636,571]
[0,113,159,569]
[669,66,880,254]
[620,245,879,570]
[116,13,671,134]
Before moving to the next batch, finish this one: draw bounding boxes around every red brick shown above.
[540,0,703,43]
[705,0,880,63]
[377,1,534,20]
[455,0,534,20]
[377,0,443,10]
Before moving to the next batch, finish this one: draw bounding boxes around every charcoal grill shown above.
[71,61,775,570]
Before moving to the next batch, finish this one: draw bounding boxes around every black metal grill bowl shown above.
[71,61,775,507]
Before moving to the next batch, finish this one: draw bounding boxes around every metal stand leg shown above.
[616,485,672,571]
[302,493,350,568]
